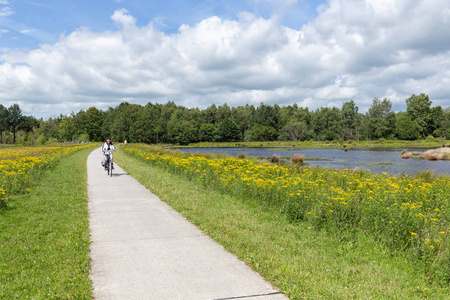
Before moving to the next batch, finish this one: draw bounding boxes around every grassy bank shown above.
[183,139,449,149]
[115,146,449,299]
[0,146,95,299]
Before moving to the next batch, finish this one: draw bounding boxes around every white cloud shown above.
[0,5,13,17]
[19,29,35,34]
[0,0,449,118]
[111,8,136,29]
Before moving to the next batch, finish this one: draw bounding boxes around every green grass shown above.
[0,147,94,299]
[183,139,449,149]
[115,149,449,299]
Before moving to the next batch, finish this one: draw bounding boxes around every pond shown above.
[176,147,450,176]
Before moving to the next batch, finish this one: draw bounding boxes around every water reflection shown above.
[176,147,450,176]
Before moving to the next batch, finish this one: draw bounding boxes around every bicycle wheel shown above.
[109,159,113,177]
[106,158,110,175]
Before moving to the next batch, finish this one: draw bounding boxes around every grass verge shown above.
[115,149,449,299]
[0,147,94,299]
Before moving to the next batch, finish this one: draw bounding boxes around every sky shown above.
[0,0,449,119]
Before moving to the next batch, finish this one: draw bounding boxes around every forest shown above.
[1,93,449,145]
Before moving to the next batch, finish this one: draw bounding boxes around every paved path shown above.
[87,148,288,300]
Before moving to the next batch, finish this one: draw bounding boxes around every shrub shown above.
[270,154,279,163]
[290,154,305,164]
[237,153,247,159]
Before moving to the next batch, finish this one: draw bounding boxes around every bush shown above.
[270,154,279,163]
[46,138,59,145]
[77,133,90,143]
[290,154,304,164]
[35,134,47,145]
[237,153,247,159]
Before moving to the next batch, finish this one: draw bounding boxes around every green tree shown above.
[83,107,104,141]
[167,108,199,145]
[154,102,177,143]
[216,103,231,123]
[280,122,308,141]
[203,104,217,124]
[104,102,144,143]
[395,112,420,140]
[8,104,23,143]
[58,112,79,141]
[198,123,217,142]
[442,108,450,139]
[0,105,8,143]
[253,103,280,129]
[231,104,255,140]
[405,93,432,138]
[216,118,240,142]
[249,123,278,141]
[430,106,444,137]
[310,107,341,141]
[341,100,359,140]
[139,103,159,144]
[279,104,311,129]
[368,98,396,139]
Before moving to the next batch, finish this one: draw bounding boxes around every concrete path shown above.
[87,148,288,300]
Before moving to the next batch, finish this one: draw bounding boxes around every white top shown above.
[102,142,115,152]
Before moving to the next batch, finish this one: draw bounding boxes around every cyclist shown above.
[101,137,116,169]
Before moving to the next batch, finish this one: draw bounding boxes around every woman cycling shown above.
[101,137,116,169]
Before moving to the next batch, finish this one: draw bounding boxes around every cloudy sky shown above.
[0,0,449,119]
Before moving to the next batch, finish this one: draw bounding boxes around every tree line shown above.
[1,93,449,145]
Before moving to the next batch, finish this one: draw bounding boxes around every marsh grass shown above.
[116,145,450,299]
[0,146,95,299]
[185,139,449,149]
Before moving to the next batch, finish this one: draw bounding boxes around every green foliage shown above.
[216,118,240,142]
[446,128,450,140]
[249,123,278,141]
[280,122,307,141]
[7,104,22,144]
[310,107,341,141]
[167,108,199,145]
[368,98,396,139]
[77,133,90,142]
[395,112,420,140]
[2,96,450,146]
[199,123,217,142]
[253,102,280,129]
[406,93,433,138]
[341,100,359,140]
[82,107,105,141]
[35,133,48,145]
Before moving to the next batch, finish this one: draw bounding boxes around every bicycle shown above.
[104,150,114,177]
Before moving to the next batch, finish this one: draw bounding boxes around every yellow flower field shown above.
[0,144,94,208]
[123,143,450,284]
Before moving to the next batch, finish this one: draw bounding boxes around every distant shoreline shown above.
[177,139,449,149]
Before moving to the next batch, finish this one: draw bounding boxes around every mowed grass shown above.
[0,147,94,299]
[115,149,449,299]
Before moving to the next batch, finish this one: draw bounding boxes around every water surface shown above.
[177,147,450,176]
